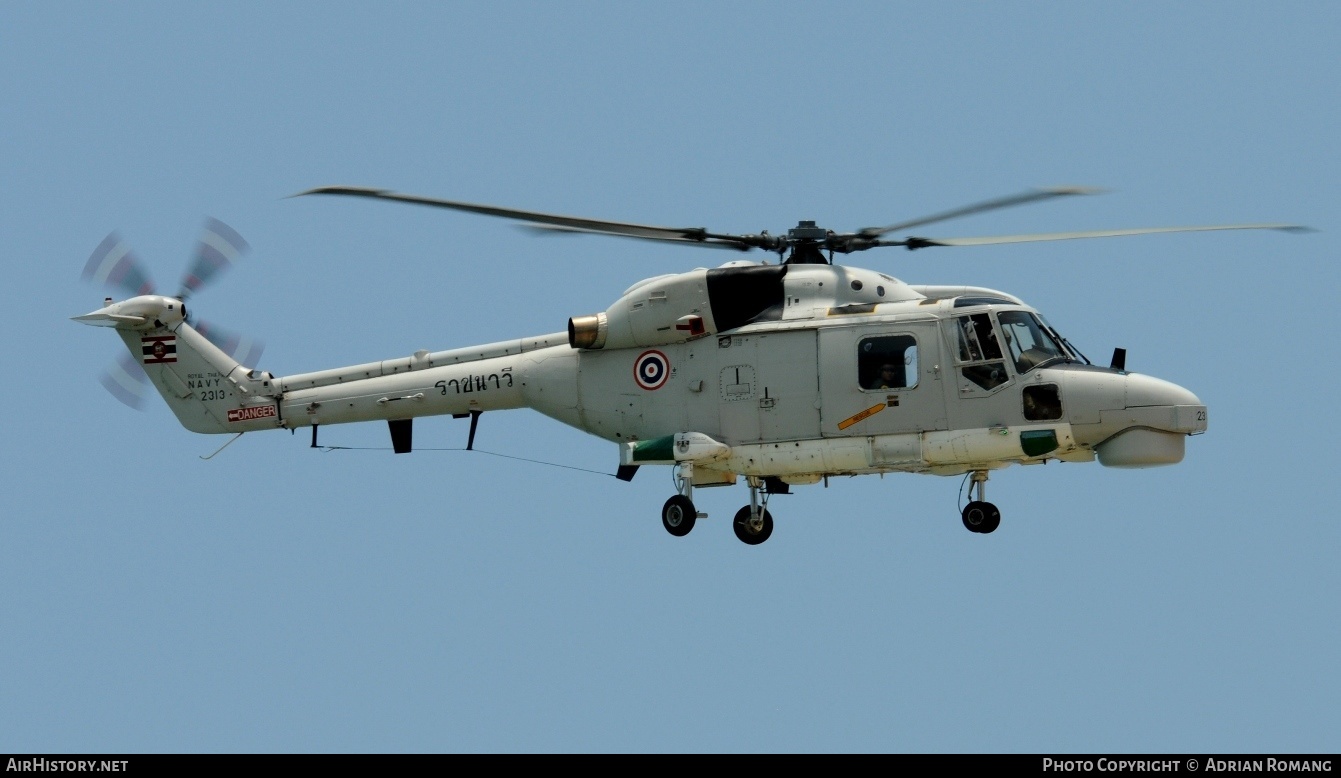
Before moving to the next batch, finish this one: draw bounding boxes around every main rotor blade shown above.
[179,218,249,299]
[884,223,1311,250]
[858,186,1102,239]
[518,223,753,251]
[82,232,156,296]
[295,186,737,245]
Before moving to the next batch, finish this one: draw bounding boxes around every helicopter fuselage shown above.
[94,260,1203,487]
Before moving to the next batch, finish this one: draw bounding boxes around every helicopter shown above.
[74,186,1307,544]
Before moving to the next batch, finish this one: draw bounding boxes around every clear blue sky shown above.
[3,2,1337,753]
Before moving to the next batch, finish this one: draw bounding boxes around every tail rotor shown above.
[178,217,249,300]
[98,351,152,410]
[82,232,156,296]
[194,318,264,366]
[80,217,264,410]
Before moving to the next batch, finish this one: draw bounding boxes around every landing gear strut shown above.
[961,470,1001,534]
[662,462,702,537]
[733,477,774,545]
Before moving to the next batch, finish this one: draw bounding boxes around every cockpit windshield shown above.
[997,310,1068,373]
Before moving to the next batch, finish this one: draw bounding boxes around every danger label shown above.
[227,405,277,423]
[837,402,886,431]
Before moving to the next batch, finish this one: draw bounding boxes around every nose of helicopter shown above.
[1124,372,1203,410]
[1060,368,1208,466]
[1088,371,1207,467]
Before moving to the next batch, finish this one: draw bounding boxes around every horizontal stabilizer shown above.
[71,311,147,326]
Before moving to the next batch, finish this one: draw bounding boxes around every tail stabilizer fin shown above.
[113,319,279,434]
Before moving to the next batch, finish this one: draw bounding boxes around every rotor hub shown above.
[787,220,828,241]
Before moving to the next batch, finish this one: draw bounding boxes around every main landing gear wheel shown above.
[662,495,696,537]
[961,501,1001,534]
[960,469,1001,534]
[733,506,773,545]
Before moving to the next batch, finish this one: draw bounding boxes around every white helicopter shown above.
[75,187,1306,544]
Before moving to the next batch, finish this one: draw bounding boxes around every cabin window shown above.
[998,310,1067,374]
[952,313,1008,390]
[859,335,918,391]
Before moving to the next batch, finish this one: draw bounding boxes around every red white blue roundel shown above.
[634,350,670,390]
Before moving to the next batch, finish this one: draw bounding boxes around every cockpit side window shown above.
[997,310,1067,374]
[955,313,1002,362]
[1023,384,1063,420]
[859,335,918,391]
[951,313,1007,390]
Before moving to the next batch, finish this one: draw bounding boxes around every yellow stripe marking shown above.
[837,403,886,431]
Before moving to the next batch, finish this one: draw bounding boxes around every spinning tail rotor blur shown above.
[80,218,264,409]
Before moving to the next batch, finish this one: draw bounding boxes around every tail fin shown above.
[117,321,278,434]
[76,294,279,433]
[120,319,277,434]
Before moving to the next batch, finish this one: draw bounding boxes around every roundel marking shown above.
[634,350,671,390]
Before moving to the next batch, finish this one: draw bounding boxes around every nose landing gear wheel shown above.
[733,506,773,545]
[961,500,1001,534]
[662,495,696,537]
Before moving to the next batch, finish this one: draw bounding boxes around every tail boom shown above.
[273,332,568,429]
[79,294,575,437]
